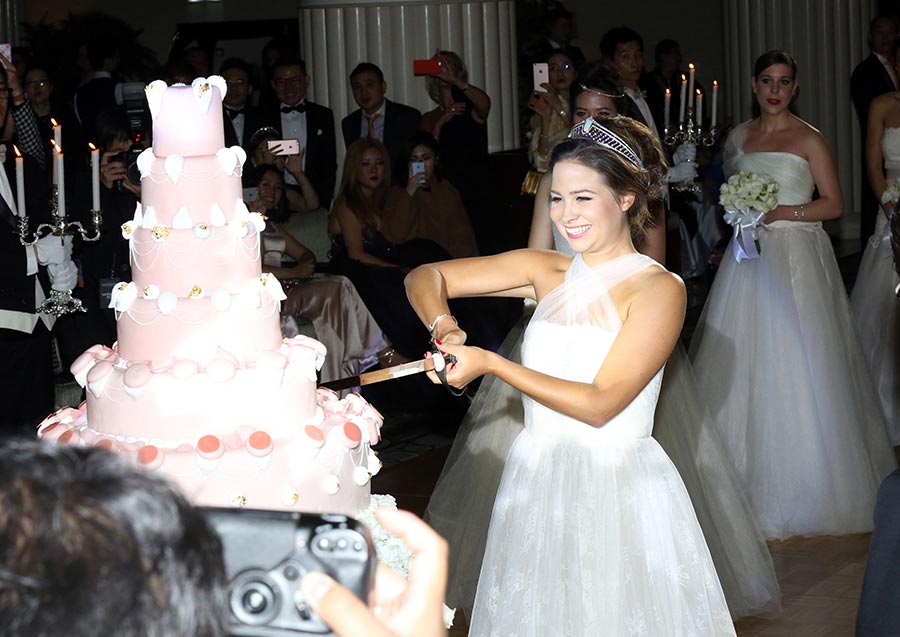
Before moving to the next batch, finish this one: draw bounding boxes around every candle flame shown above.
[13,144,21,158]
[52,141,62,154]
[713,80,719,87]
[665,87,671,96]
[89,142,97,151]
[689,63,695,70]
[681,74,687,82]
[697,89,702,96]
[50,117,59,127]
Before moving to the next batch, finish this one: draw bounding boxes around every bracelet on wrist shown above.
[793,205,805,220]
[427,313,458,338]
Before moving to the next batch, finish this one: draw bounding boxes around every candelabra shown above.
[664,107,717,193]
[17,185,103,317]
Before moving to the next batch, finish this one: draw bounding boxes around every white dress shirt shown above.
[875,52,899,90]
[624,87,660,140]
[280,100,308,185]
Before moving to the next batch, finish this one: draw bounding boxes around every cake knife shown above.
[320,351,456,392]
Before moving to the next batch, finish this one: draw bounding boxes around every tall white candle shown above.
[679,74,687,122]
[89,143,100,211]
[55,146,65,219]
[664,88,671,131]
[711,80,719,128]
[687,63,696,108]
[51,142,58,186]
[696,90,703,125]
[51,118,61,150]
[13,146,24,217]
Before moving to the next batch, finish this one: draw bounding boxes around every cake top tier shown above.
[146,76,227,158]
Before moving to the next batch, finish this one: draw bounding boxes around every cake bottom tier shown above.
[38,389,384,516]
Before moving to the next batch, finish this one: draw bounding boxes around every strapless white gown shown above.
[690,122,896,539]
[467,253,734,636]
[426,229,780,622]
[850,127,900,443]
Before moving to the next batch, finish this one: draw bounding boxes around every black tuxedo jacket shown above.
[262,101,337,208]
[341,99,422,183]
[222,104,266,154]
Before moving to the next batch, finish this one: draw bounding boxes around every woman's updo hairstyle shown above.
[548,116,667,246]
[753,50,797,79]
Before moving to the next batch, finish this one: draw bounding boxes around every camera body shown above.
[204,508,377,637]
[108,145,145,190]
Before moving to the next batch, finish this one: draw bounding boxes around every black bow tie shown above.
[225,107,245,120]
[281,103,307,114]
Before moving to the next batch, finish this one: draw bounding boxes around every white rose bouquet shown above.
[880,177,900,206]
[719,170,780,262]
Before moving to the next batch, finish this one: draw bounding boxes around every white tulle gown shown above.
[690,122,896,540]
[426,233,781,622]
[466,253,734,636]
[850,127,900,443]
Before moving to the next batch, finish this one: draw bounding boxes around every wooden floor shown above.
[373,447,871,637]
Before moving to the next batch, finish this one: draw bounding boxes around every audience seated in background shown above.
[420,50,494,253]
[526,50,576,178]
[262,58,337,208]
[219,57,265,152]
[527,3,586,69]
[247,126,319,214]
[247,163,396,381]
[342,62,421,185]
[646,38,684,134]
[383,131,478,259]
[0,438,227,636]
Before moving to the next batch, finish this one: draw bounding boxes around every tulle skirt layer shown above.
[850,213,900,443]
[469,429,735,636]
[691,221,896,539]
[426,317,781,621]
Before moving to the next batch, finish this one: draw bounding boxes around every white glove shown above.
[36,235,73,266]
[673,142,697,164]
[666,161,698,184]
[47,260,78,291]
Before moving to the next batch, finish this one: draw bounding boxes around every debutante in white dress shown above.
[850,127,900,443]
[690,122,896,539]
[466,253,734,635]
[426,230,780,622]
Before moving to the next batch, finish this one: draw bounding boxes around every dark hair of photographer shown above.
[0,439,227,637]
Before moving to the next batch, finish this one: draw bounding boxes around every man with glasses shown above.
[219,58,264,153]
[263,58,336,209]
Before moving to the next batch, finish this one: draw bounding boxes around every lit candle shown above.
[51,118,61,150]
[13,145,24,217]
[89,143,100,211]
[679,74,687,122]
[711,80,719,128]
[51,142,58,186]
[696,90,703,125]
[54,143,65,219]
[687,63,696,108]
[664,88,671,131]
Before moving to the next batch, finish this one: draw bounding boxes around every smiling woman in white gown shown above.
[407,116,734,635]
[425,80,780,623]
[690,51,896,540]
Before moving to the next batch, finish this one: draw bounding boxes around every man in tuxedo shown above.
[219,58,264,153]
[851,15,899,247]
[600,26,658,139]
[341,63,421,185]
[527,5,585,70]
[263,58,337,209]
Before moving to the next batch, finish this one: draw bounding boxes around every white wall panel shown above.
[723,0,876,239]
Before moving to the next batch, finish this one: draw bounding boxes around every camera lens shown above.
[230,571,281,626]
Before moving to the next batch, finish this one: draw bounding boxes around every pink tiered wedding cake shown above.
[39,77,383,515]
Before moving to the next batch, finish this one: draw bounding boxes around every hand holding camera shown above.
[301,508,449,637]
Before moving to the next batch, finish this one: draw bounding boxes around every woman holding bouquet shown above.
[690,50,895,539]
[851,37,900,444]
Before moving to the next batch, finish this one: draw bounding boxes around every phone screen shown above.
[412,161,426,176]
[533,63,549,93]
[0,44,10,64]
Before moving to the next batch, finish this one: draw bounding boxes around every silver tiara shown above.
[568,117,644,170]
